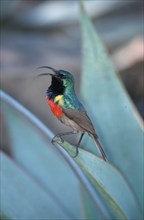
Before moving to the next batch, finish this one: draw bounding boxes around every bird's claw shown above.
[72,145,79,158]
[72,152,78,158]
[52,135,64,144]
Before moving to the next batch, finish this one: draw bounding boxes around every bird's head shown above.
[37,66,74,88]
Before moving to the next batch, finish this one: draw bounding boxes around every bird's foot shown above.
[72,145,79,158]
[52,134,64,144]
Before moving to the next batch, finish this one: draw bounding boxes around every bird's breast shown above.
[46,96,63,118]
[53,95,64,105]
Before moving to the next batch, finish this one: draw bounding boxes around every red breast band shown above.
[46,96,63,118]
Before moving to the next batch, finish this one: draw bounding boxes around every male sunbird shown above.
[37,66,107,161]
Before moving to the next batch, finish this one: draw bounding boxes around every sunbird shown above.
[37,66,107,161]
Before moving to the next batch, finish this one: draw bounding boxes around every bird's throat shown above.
[47,77,65,100]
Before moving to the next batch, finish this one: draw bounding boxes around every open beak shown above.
[36,66,58,78]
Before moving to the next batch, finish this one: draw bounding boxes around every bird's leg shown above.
[52,131,76,143]
[73,132,85,158]
[52,131,85,158]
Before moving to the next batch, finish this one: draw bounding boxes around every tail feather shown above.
[91,134,108,162]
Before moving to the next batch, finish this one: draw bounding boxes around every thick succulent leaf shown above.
[80,3,144,213]
[80,187,102,220]
[1,93,82,218]
[1,91,113,219]
[55,137,142,219]
[0,152,70,219]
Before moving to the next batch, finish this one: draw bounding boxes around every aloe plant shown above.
[80,3,143,216]
[0,3,143,220]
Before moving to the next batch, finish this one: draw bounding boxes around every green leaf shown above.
[1,92,82,218]
[80,187,102,220]
[0,152,70,219]
[1,90,112,219]
[80,2,144,213]
[55,138,142,219]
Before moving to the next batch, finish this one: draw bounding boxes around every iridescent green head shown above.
[37,66,84,110]
[56,69,74,87]
[37,66,75,90]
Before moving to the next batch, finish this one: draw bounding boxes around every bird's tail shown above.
[91,134,108,162]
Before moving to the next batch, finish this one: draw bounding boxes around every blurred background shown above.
[1,0,143,153]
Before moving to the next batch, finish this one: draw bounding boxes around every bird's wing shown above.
[61,107,108,161]
[61,107,98,138]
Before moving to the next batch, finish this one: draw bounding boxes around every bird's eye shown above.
[59,74,66,79]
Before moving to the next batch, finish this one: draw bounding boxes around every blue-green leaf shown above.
[1,90,112,219]
[55,138,142,219]
[80,3,144,213]
[1,92,82,218]
[80,187,103,220]
[1,152,70,219]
